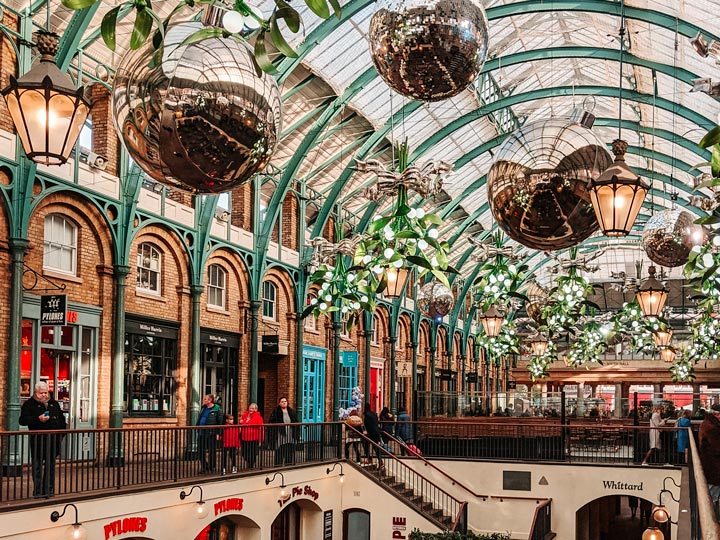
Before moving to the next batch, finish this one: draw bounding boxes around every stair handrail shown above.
[347,426,468,532]
[527,498,554,540]
[383,430,490,499]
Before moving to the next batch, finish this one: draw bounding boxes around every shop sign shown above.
[262,334,279,354]
[40,294,66,326]
[103,517,148,540]
[340,350,358,367]
[278,484,319,508]
[392,517,407,539]
[323,510,333,540]
[214,497,244,515]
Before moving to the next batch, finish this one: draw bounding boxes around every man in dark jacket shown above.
[197,394,223,472]
[700,403,720,511]
[19,381,67,498]
[396,406,414,455]
[363,403,384,469]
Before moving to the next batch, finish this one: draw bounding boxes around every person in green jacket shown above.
[197,394,223,472]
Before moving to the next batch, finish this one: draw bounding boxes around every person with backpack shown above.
[197,394,222,473]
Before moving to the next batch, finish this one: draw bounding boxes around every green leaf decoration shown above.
[406,255,432,270]
[270,15,299,58]
[275,3,301,33]
[61,0,97,8]
[327,0,342,18]
[695,215,720,225]
[177,26,225,49]
[253,30,278,74]
[101,6,122,51]
[304,0,331,19]
[700,125,720,148]
[130,8,154,50]
[712,145,720,179]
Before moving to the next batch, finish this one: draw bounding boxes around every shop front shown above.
[200,328,240,417]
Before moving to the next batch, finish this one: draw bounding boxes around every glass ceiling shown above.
[7,0,720,286]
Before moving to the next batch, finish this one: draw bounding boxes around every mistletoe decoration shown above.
[61,0,342,74]
[476,320,520,359]
[338,386,364,419]
[669,356,696,383]
[526,339,557,381]
[472,231,528,312]
[565,322,607,368]
[541,248,598,339]
[353,139,454,292]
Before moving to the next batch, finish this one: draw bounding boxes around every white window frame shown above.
[262,280,277,320]
[43,214,78,275]
[341,313,350,339]
[207,264,227,309]
[371,314,379,345]
[136,243,162,294]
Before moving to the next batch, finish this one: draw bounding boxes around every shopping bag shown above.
[407,443,422,457]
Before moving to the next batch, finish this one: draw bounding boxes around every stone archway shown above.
[270,498,323,540]
[575,494,671,540]
[193,514,261,540]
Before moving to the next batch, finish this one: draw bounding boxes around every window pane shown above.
[44,215,77,275]
[137,243,161,293]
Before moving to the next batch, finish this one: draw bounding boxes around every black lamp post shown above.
[1,31,91,165]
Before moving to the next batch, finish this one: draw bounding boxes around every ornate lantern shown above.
[588,139,649,237]
[529,335,549,357]
[384,268,410,299]
[478,305,504,338]
[659,347,676,363]
[1,31,91,165]
[652,328,673,348]
[635,266,668,318]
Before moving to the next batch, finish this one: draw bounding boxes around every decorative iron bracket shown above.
[22,263,67,292]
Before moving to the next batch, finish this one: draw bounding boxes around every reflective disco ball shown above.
[487,118,613,250]
[642,208,708,267]
[368,0,489,101]
[112,22,281,193]
[418,282,454,318]
[525,282,549,325]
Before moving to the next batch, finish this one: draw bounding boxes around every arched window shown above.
[207,264,227,309]
[43,214,78,275]
[343,509,370,540]
[137,242,162,294]
[262,280,277,320]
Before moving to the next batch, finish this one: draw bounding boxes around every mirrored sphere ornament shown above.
[368,0,489,101]
[642,209,707,267]
[418,282,454,318]
[487,119,613,250]
[112,22,281,193]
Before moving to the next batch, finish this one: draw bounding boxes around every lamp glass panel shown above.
[15,89,49,156]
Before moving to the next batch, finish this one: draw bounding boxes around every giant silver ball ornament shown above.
[487,119,613,250]
[368,0,489,101]
[418,282,454,318]
[642,209,707,267]
[112,22,281,193]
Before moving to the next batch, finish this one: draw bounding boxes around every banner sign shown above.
[40,294,66,326]
[262,334,279,354]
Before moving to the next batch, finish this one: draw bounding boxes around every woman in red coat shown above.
[240,403,264,469]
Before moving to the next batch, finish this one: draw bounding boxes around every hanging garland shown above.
[669,356,696,383]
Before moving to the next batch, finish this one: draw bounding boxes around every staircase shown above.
[346,436,467,532]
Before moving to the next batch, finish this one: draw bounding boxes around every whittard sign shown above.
[40,294,67,326]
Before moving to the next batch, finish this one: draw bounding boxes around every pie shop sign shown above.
[41,294,67,326]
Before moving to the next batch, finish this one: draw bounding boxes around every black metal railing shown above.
[528,499,554,540]
[411,420,685,465]
[0,422,342,507]
[347,429,467,533]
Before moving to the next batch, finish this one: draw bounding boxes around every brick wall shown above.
[230,183,253,231]
[0,12,18,134]
[89,85,120,175]
[281,193,298,250]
